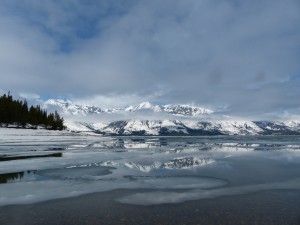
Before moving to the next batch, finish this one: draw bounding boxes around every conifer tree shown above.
[0,93,65,130]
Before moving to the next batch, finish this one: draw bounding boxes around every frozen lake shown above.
[1,128,300,224]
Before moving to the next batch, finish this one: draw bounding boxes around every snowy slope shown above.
[163,104,213,116]
[64,119,300,136]
[44,99,103,115]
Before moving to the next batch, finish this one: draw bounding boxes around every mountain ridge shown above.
[44,99,213,117]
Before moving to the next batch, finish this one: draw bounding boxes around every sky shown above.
[0,0,300,119]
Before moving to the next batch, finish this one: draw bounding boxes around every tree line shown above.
[0,93,65,130]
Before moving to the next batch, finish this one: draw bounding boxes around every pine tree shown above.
[0,93,65,130]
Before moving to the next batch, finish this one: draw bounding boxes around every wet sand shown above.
[1,189,300,225]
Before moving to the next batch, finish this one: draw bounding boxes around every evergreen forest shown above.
[0,93,65,130]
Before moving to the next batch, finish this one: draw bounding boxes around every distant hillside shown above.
[65,119,300,136]
[0,93,65,130]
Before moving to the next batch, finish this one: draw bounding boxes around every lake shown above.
[1,128,300,224]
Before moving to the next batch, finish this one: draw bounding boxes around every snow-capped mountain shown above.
[65,119,300,136]
[123,102,213,116]
[163,104,213,116]
[44,99,213,117]
[44,99,300,136]
[124,102,163,112]
[44,99,104,115]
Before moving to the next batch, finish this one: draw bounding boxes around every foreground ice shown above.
[0,128,300,206]
[117,178,300,205]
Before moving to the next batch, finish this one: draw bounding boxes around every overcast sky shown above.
[0,0,300,119]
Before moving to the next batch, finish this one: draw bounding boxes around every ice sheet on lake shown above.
[0,173,228,206]
[117,178,300,205]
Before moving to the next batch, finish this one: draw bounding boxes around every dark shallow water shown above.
[1,189,300,225]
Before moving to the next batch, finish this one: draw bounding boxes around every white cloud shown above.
[0,0,300,118]
[71,89,167,108]
[18,92,40,100]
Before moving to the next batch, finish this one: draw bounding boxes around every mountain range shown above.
[44,99,300,136]
[44,99,213,117]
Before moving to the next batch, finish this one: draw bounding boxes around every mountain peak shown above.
[163,104,213,116]
[44,99,103,115]
[132,102,162,112]
[137,101,152,107]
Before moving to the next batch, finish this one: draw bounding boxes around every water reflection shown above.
[89,137,300,151]
[0,153,62,162]
[0,171,36,183]
[45,147,66,151]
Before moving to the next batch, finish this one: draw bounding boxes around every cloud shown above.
[71,91,167,108]
[0,0,299,118]
[19,92,40,100]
